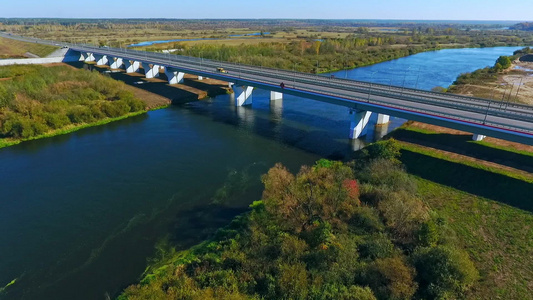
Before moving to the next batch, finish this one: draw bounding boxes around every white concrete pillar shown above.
[270,91,283,101]
[350,110,372,139]
[164,67,185,84]
[142,63,160,78]
[124,60,140,73]
[376,113,390,125]
[94,54,108,66]
[109,57,123,69]
[233,85,254,106]
[472,134,486,141]
[84,53,95,62]
[198,76,203,81]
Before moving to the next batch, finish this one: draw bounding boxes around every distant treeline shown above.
[0,18,516,29]
[510,22,533,31]
[0,65,145,140]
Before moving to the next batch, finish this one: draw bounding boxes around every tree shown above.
[412,246,479,299]
[496,56,512,69]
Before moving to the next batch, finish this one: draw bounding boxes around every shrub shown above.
[358,139,401,163]
[43,112,71,129]
[278,263,309,299]
[349,206,385,234]
[411,246,479,299]
[357,256,417,300]
[67,106,95,123]
[359,234,396,261]
[318,284,377,300]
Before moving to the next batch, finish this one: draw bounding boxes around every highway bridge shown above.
[2,33,532,145]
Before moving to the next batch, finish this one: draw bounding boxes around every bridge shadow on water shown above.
[181,99,362,161]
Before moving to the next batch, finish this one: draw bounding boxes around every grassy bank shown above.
[415,178,533,299]
[0,36,57,58]
[0,110,146,149]
[0,64,150,149]
[387,122,533,299]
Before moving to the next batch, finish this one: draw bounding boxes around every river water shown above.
[0,46,523,299]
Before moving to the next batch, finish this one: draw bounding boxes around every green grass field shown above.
[390,124,533,299]
[0,36,57,58]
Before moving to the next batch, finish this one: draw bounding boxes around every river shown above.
[0,46,523,299]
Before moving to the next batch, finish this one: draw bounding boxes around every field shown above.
[0,36,57,58]
[388,122,533,299]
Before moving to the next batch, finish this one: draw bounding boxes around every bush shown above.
[278,263,309,299]
[317,284,377,300]
[349,206,385,234]
[359,234,396,261]
[358,139,401,163]
[357,256,417,300]
[43,112,71,129]
[412,246,479,299]
[67,106,95,123]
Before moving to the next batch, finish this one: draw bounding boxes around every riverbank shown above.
[447,48,533,105]
[0,62,233,150]
[0,111,148,149]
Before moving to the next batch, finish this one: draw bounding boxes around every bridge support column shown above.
[108,57,123,69]
[376,113,390,125]
[472,134,486,142]
[94,54,108,66]
[270,91,283,101]
[124,60,140,73]
[198,76,203,80]
[350,110,372,139]
[84,52,95,62]
[164,67,185,84]
[142,63,160,78]
[233,85,254,106]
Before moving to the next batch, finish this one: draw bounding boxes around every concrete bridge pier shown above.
[83,52,95,62]
[94,54,108,66]
[164,67,185,84]
[230,84,254,106]
[108,57,124,69]
[142,63,160,78]
[270,91,283,101]
[124,60,140,73]
[376,113,390,125]
[472,134,486,142]
[198,76,204,81]
[349,110,372,139]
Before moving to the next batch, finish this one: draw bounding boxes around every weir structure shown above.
[1,32,532,145]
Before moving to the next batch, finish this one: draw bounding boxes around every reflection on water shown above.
[0,46,524,300]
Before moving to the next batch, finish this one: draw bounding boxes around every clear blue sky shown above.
[1,0,531,21]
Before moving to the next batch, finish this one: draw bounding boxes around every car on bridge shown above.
[217,67,228,73]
